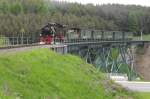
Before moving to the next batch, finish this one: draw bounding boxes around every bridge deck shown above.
[65,40,150,46]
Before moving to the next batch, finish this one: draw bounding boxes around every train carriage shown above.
[93,30,103,39]
[80,30,91,39]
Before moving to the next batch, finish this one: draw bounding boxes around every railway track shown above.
[1,40,149,49]
[0,40,149,53]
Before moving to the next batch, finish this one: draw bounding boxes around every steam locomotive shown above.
[40,23,65,44]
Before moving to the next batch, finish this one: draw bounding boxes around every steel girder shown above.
[77,45,136,80]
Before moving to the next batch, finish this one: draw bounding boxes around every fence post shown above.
[27,37,29,45]
[17,37,19,45]
[12,37,14,46]
[21,32,24,44]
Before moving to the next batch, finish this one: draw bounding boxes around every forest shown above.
[0,0,150,36]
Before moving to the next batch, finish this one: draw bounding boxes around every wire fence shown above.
[0,36,39,47]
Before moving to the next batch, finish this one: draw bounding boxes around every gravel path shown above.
[0,45,51,54]
[116,81,150,92]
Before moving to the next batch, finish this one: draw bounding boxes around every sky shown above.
[57,0,150,7]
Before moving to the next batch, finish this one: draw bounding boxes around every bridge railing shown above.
[63,38,132,43]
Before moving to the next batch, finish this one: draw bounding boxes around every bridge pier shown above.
[50,44,68,54]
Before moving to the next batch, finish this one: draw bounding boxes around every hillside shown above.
[0,0,150,37]
[0,48,140,99]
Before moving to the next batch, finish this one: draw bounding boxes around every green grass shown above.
[133,34,150,41]
[0,48,145,99]
[137,93,150,99]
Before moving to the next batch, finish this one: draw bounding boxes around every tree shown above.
[10,2,23,15]
[128,12,139,35]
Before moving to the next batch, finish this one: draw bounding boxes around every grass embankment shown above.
[0,49,145,99]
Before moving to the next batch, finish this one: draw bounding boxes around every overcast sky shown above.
[57,0,149,7]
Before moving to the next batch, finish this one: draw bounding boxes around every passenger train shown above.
[40,23,133,44]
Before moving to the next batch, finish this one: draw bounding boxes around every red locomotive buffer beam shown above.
[40,35,53,44]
